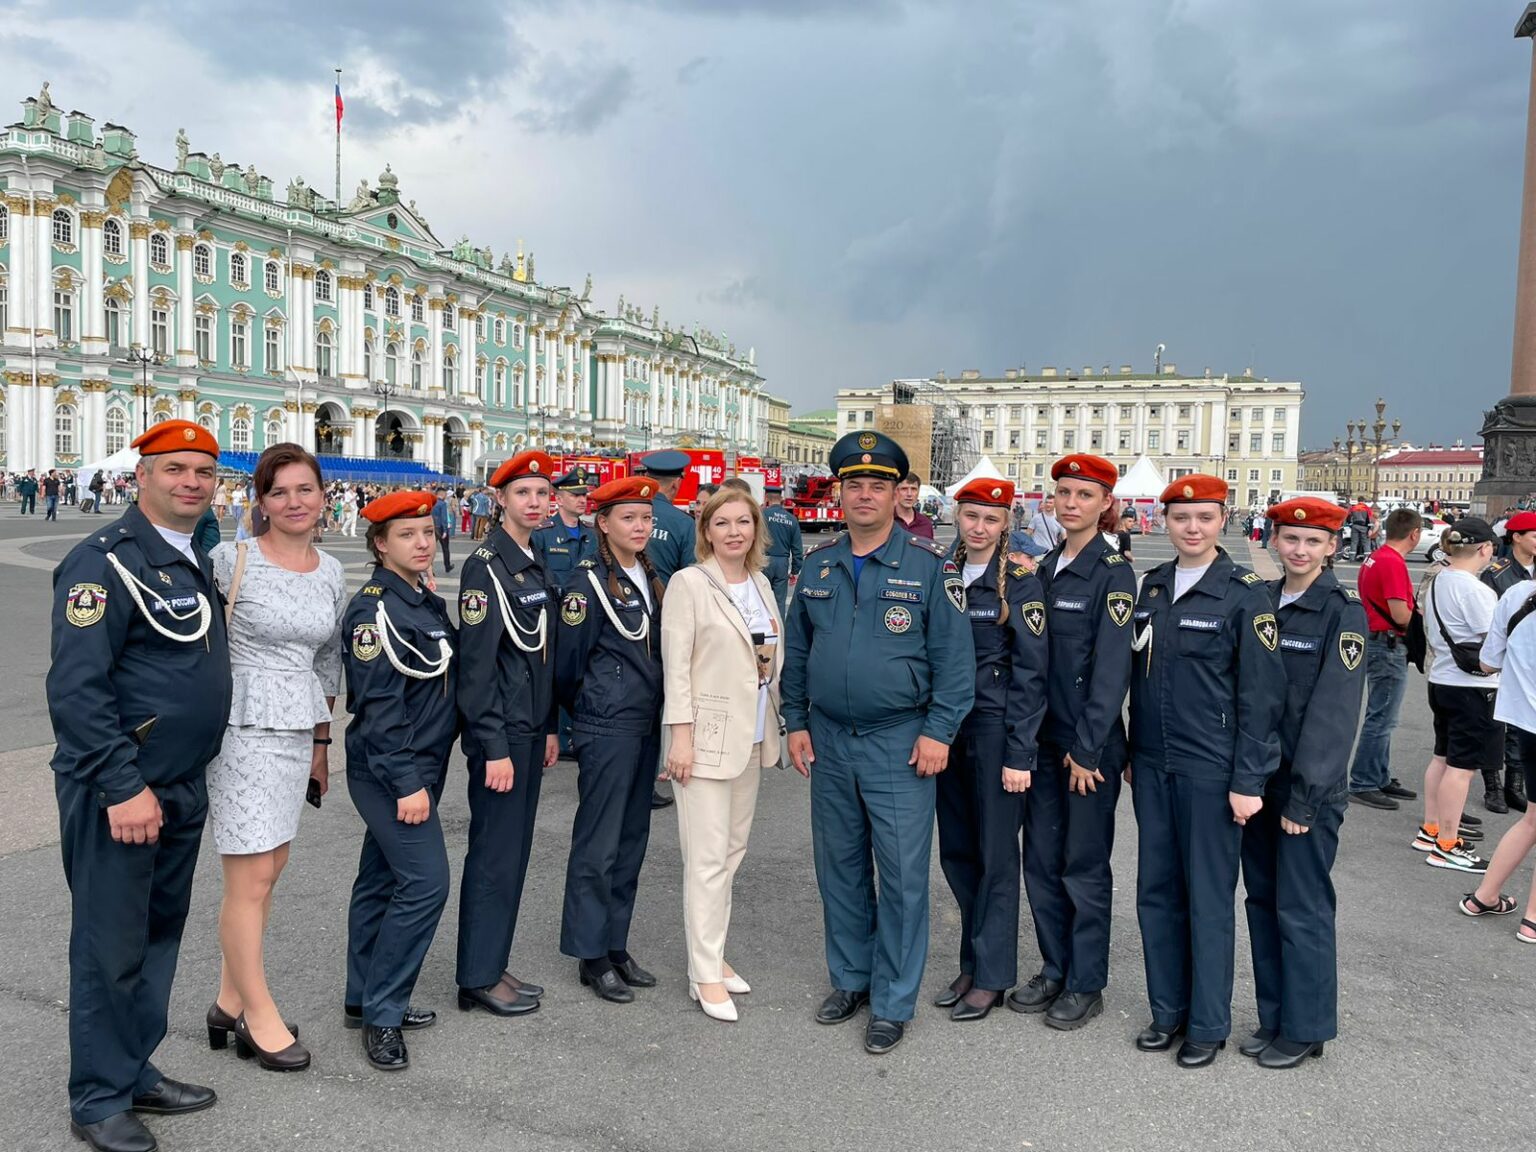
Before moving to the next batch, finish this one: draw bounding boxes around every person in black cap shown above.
[762,479,804,616]
[533,468,599,592]
[638,449,696,809]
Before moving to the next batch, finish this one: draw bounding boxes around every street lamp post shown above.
[1367,397,1402,505]
[373,376,396,458]
[126,346,167,434]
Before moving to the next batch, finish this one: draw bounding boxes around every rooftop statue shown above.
[175,128,189,172]
[581,273,592,301]
[651,304,659,328]
[210,152,225,182]
[349,179,372,210]
[36,81,54,117]
[244,164,260,194]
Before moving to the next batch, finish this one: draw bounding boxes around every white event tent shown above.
[1113,455,1166,500]
[945,455,1006,498]
[76,446,141,478]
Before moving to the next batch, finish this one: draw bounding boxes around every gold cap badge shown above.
[183,428,196,441]
[1069,461,1081,472]
[530,460,540,472]
[416,503,429,515]
[991,487,1002,498]
[1182,485,1194,499]
[861,453,872,464]
[641,485,651,497]
[858,432,877,450]
[1295,508,1307,520]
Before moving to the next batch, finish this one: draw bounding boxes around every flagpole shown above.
[334,68,342,206]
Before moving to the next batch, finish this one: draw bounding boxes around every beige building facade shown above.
[1374,446,1483,505]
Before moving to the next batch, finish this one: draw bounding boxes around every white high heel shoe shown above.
[722,973,751,995]
[689,983,738,1022]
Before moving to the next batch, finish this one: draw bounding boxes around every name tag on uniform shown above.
[427,629,448,640]
[515,590,550,606]
[888,578,922,588]
[879,589,921,603]
[547,546,569,555]
[617,598,642,610]
[1134,609,1152,622]
[1177,614,1223,631]
[968,607,998,620]
[799,587,833,599]
[1052,597,1087,612]
[1280,636,1318,652]
[152,594,201,613]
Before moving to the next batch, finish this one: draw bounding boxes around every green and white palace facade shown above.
[0,85,768,476]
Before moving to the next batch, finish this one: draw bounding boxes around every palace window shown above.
[411,295,424,323]
[983,430,994,450]
[230,252,248,287]
[1119,431,1132,451]
[443,349,457,392]
[264,260,280,294]
[103,218,124,257]
[316,330,333,378]
[1009,430,1021,451]
[265,325,281,372]
[1249,433,1262,452]
[474,360,485,395]
[1273,407,1287,423]
[1119,405,1132,419]
[1229,432,1241,453]
[384,287,400,318]
[232,417,252,452]
[55,403,77,455]
[1090,430,1104,450]
[494,362,506,407]
[150,233,169,266]
[52,208,73,247]
[1062,430,1076,450]
[1035,429,1047,449]
[1063,406,1076,420]
[476,314,485,342]
[495,318,506,345]
[1176,431,1190,451]
[151,307,169,355]
[265,418,282,447]
[0,203,7,242]
[363,283,375,311]
[315,270,333,303]
[1249,469,1260,482]
[1271,433,1285,453]
[1177,405,1191,420]
[1148,405,1162,419]
[513,362,525,407]
[443,302,456,329]
[385,342,399,386]
[105,406,128,454]
[411,346,424,390]
[195,314,212,362]
[193,243,212,279]
[1271,469,1283,483]
[53,288,74,341]
[1148,430,1161,451]
[199,413,217,439]
[1226,468,1238,482]
[1090,406,1103,421]
[105,297,124,348]
[514,321,525,349]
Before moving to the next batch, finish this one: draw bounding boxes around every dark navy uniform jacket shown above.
[1482,556,1535,597]
[457,532,558,760]
[1035,533,1135,771]
[343,568,459,798]
[532,517,598,591]
[646,494,696,585]
[554,554,663,737]
[959,558,1049,771]
[1268,572,1368,825]
[763,503,804,577]
[1129,548,1284,794]
[47,504,233,805]
[782,528,974,743]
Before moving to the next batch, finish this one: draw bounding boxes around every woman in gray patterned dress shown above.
[204,444,345,1070]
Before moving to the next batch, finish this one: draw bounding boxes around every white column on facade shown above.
[34,201,53,347]
[86,386,107,463]
[178,389,195,423]
[175,235,195,362]
[594,355,607,421]
[564,335,576,415]
[81,213,106,351]
[355,408,371,454]
[337,275,357,379]
[36,378,56,470]
[576,338,592,417]
[544,329,558,412]
[129,222,150,350]
[428,298,444,392]
[648,358,660,427]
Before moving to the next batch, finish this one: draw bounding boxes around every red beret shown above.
[362,490,437,524]
[1160,473,1228,505]
[589,476,658,513]
[1268,497,1346,534]
[954,478,1015,508]
[1506,511,1536,533]
[1050,454,1117,490]
[131,419,219,459]
[489,451,555,489]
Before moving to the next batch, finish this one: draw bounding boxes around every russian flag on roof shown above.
[334,81,344,127]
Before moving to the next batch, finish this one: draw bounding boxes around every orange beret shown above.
[954,478,1015,508]
[1268,497,1346,533]
[131,419,219,459]
[589,476,658,513]
[361,490,436,524]
[489,451,555,489]
[1160,473,1228,505]
[1050,454,1117,490]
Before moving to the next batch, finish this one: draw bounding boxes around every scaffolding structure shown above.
[888,377,979,489]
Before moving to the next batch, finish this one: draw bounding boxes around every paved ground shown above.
[1,505,1530,1152]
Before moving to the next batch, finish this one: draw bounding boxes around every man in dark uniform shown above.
[637,449,696,809]
[782,431,975,1055]
[47,420,232,1152]
[532,468,599,590]
[762,480,804,617]
[1241,497,1366,1068]
[1481,511,1536,813]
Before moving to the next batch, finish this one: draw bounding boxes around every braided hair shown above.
[953,540,1008,627]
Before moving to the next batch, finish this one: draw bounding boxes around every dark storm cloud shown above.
[676,56,711,84]
[515,59,636,136]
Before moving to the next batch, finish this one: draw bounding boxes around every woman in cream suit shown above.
[661,487,789,1022]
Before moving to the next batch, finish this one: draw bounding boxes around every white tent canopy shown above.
[945,455,1006,498]
[1113,455,1166,499]
[77,446,140,478]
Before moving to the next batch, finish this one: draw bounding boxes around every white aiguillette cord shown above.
[375,599,453,691]
[586,567,650,642]
[486,566,548,658]
[105,552,212,645]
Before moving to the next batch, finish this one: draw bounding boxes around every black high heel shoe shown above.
[233,1013,311,1071]
[207,1002,299,1050]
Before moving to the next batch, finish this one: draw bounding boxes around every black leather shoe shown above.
[1176,1038,1225,1068]
[207,1001,296,1049]
[1507,783,1529,813]
[364,1025,409,1071]
[131,1077,216,1115]
[233,1013,311,1071]
[611,957,656,988]
[815,988,869,1024]
[70,1113,157,1152]
[345,1004,437,1030]
[1349,790,1399,810]
[1382,778,1418,800]
[1134,1023,1184,1052]
[503,972,545,999]
[1045,990,1103,1031]
[1006,973,1064,1015]
[933,974,971,1009]
[1257,1036,1325,1068]
[578,962,634,1004]
[864,1017,905,1054]
[1238,1027,1277,1058]
[1485,787,1511,815]
[950,991,1002,1022]
[651,788,674,810]
[457,984,541,1016]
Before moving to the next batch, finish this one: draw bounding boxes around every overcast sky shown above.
[2,1,1529,446]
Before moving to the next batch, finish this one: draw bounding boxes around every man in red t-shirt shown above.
[1349,509,1424,809]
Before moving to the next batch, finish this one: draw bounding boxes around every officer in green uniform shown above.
[782,430,975,1055]
[762,480,804,616]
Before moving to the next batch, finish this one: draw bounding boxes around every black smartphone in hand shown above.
[306,778,322,809]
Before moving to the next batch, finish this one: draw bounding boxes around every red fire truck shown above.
[786,474,843,530]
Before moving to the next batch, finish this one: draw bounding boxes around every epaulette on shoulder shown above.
[1103,552,1126,566]
[909,535,948,559]
[1238,570,1264,585]
[1340,586,1361,602]
[474,546,496,561]
[1489,557,1511,572]
[804,537,838,556]
[1010,563,1030,578]
[359,583,384,597]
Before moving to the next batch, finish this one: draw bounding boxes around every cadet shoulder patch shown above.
[1022,600,1046,636]
[360,583,384,597]
[560,591,588,625]
[941,558,960,575]
[1344,588,1361,601]
[1240,571,1264,585]
[1253,612,1279,651]
[1010,563,1029,578]
[1106,590,1133,627]
[65,582,108,627]
[944,576,966,612]
[577,558,598,569]
[460,589,489,625]
[351,621,381,662]
[1103,552,1126,566]
[1338,630,1365,671]
[474,547,496,561]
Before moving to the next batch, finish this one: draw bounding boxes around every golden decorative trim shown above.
[427,298,444,311]
[175,234,196,251]
[233,240,249,252]
[182,391,202,403]
[196,228,213,241]
[386,238,401,251]
[387,273,403,286]
[79,210,106,228]
[57,192,76,207]
[301,401,317,413]
[3,196,30,216]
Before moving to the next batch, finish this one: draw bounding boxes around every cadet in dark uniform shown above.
[555,476,667,1002]
[934,478,1047,1021]
[342,491,458,1071]
[1128,475,1284,1068]
[454,451,559,1018]
[532,467,599,590]
[1480,510,1536,814]
[782,431,975,1055]
[762,480,804,616]
[47,420,231,1152]
[1240,497,1366,1068]
[638,450,695,809]
[1014,454,1134,1031]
